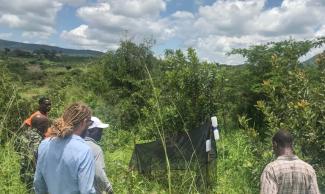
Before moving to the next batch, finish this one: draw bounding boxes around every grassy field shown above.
[0,129,272,193]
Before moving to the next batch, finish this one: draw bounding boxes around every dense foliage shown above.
[0,37,324,193]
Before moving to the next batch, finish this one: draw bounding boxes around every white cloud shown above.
[0,0,62,38]
[316,25,325,37]
[188,34,272,64]
[58,0,87,6]
[0,0,87,39]
[194,0,266,36]
[62,0,173,51]
[0,0,324,63]
[253,0,324,36]
[177,0,325,63]
[61,24,119,50]
[60,0,325,64]
[107,0,166,18]
[0,14,25,28]
[171,11,194,19]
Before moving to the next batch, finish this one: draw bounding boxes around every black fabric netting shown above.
[129,122,217,173]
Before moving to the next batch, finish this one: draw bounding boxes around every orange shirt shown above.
[24,111,43,126]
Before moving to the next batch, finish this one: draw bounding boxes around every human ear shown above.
[272,141,277,148]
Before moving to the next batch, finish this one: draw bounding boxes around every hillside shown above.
[0,39,103,57]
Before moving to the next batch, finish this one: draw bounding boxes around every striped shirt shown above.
[260,155,320,194]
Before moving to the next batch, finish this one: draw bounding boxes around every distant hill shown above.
[0,39,103,57]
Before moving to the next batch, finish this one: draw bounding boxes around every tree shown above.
[91,41,158,131]
[229,39,317,135]
[155,48,219,132]
[232,38,325,165]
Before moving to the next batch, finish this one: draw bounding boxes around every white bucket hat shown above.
[88,116,109,129]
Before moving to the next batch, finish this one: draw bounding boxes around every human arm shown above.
[95,148,113,194]
[260,166,277,194]
[33,146,47,194]
[308,170,320,194]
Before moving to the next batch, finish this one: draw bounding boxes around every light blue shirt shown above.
[34,134,96,194]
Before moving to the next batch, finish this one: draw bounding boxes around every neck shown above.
[72,126,81,136]
[73,130,81,136]
[39,110,47,115]
[278,147,294,157]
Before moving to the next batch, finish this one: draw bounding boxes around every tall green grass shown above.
[215,130,262,194]
[0,128,263,194]
[100,127,271,194]
[0,141,28,194]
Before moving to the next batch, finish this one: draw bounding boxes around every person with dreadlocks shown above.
[34,102,96,194]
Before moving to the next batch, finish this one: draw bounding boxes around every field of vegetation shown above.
[0,37,324,193]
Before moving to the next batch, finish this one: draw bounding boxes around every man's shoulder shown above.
[294,158,316,172]
[84,137,99,145]
[69,135,92,152]
[39,137,51,146]
[84,138,102,153]
[263,160,278,172]
[85,139,98,146]
[37,137,51,154]
[264,156,315,174]
[42,135,90,151]
[263,157,293,172]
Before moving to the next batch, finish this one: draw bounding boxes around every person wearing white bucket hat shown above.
[84,116,113,194]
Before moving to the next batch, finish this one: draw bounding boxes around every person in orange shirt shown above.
[22,97,51,136]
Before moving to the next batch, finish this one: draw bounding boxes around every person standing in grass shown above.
[34,102,96,194]
[260,130,320,194]
[84,116,114,194]
[22,97,52,137]
[23,97,51,126]
[17,114,49,193]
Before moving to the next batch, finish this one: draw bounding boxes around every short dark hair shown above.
[39,97,50,105]
[31,114,49,134]
[272,130,293,148]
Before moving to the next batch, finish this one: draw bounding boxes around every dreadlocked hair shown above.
[51,102,91,138]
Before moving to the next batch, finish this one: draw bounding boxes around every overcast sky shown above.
[0,0,324,64]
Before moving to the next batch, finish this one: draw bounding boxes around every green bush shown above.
[233,38,325,191]
[0,142,28,193]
